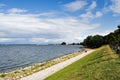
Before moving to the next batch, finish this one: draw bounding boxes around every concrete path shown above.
[21,50,94,80]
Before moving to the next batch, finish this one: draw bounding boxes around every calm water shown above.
[0,45,81,73]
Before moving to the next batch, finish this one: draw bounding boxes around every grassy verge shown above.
[0,51,82,80]
[45,45,120,80]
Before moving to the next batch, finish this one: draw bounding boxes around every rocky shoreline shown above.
[0,50,83,80]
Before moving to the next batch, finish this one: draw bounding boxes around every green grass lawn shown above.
[45,45,120,80]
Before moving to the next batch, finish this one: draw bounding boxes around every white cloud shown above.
[0,38,12,42]
[0,11,99,43]
[80,11,103,19]
[80,12,93,19]
[38,12,56,16]
[64,0,87,12]
[30,38,51,43]
[95,11,103,17]
[91,30,114,36]
[87,1,97,11]
[8,8,27,13]
[0,38,27,43]
[0,4,6,8]
[110,0,120,14]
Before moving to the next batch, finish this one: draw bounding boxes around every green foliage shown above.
[82,25,120,48]
[83,35,104,48]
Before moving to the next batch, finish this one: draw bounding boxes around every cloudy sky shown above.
[0,0,119,44]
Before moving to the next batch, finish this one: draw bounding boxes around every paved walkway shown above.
[21,50,94,80]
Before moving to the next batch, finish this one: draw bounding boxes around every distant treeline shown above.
[81,25,120,53]
[60,42,81,45]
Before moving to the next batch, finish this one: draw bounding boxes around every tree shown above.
[61,42,66,45]
[82,25,120,48]
[117,25,120,29]
[82,25,120,53]
[82,35,104,48]
[83,36,93,47]
[91,35,104,48]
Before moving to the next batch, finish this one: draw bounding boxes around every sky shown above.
[0,0,119,44]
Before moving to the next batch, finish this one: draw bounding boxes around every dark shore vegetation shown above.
[81,25,120,53]
[45,45,120,80]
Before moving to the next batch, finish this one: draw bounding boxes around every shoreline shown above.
[0,50,83,80]
[21,49,94,80]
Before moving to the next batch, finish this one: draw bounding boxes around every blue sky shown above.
[0,0,119,44]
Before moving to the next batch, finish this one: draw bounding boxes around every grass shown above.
[0,51,82,80]
[45,45,120,80]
